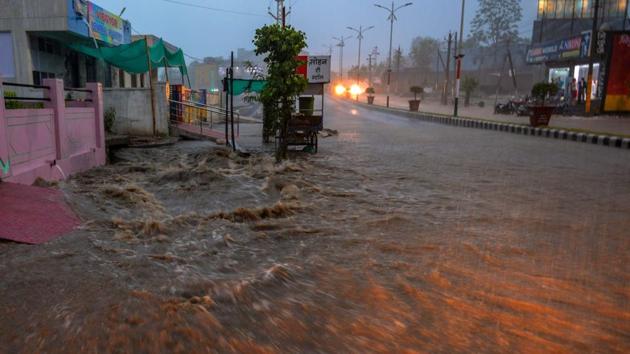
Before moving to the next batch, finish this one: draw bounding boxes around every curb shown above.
[347,100,630,151]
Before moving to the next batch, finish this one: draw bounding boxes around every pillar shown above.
[0,76,11,179]
[86,82,105,150]
[44,78,66,160]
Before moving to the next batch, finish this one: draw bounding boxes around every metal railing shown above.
[64,87,93,102]
[168,99,240,136]
[3,82,51,102]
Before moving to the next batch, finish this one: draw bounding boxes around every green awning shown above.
[69,38,188,76]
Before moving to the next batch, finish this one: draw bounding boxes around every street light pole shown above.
[454,0,465,117]
[347,25,375,86]
[375,1,413,108]
[333,36,352,81]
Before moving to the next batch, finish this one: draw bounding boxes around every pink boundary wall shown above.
[0,78,106,185]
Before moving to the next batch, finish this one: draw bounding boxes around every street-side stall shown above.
[281,55,331,153]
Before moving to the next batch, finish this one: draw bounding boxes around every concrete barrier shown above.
[0,78,106,185]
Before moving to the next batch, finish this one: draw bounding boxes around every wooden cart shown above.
[282,83,325,153]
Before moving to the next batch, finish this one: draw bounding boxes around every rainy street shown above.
[1,96,629,353]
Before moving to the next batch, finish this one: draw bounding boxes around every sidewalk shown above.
[364,93,630,137]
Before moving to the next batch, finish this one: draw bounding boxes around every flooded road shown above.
[1,98,629,353]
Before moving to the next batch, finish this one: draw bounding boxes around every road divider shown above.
[341,98,630,151]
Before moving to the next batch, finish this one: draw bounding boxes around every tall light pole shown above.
[347,25,375,85]
[323,44,333,56]
[367,46,380,88]
[375,1,413,108]
[333,35,352,80]
[453,0,465,117]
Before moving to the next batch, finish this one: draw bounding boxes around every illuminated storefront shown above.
[529,0,629,112]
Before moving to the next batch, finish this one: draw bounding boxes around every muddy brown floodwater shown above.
[1,98,630,353]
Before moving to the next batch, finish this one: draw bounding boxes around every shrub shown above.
[365,87,375,95]
[410,86,424,101]
[105,107,116,133]
[531,82,559,105]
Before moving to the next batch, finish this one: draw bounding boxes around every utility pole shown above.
[585,0,601,114]
[453,0,465,117]
[143,36,157,136]
[442,32,452,105]
[375,1,413,108]
[347,25,375,85]
[506,40,518,96]
[367,46,380,88]
[268,0,289,25]
[333,35,352,80]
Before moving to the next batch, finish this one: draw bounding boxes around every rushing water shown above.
[1,99,629,353]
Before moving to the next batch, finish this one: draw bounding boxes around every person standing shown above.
[577,78,585,104]
[570,78,578,105]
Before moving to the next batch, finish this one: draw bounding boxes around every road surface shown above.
[1,97,629,353]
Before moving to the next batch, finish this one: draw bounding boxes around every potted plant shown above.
[409,86,424,112]
[528,82,559,127]
[366,87,375,105]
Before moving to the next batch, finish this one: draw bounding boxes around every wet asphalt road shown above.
[1,97,629,353]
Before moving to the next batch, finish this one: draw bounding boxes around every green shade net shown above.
[69,38,188,76]
[231,79,266,95]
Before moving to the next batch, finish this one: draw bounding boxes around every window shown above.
[131,74,138,88]
[0,32,16,78]
[32,71,56,86]
[118,69,126,88]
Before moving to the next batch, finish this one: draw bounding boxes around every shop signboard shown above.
[603,34,630,112]
[72,0,126,45]
[527,31,591,64]
[296,56,331,84]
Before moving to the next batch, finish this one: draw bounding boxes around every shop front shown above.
[527,31,596,100]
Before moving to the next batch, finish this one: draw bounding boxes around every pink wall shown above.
[0,78,106,185]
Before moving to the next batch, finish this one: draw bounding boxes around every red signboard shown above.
[604,34,630,112]
[296,55,308,77]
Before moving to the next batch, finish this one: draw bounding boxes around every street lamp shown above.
[347,25,375,86]
[375,1,413,108]
[333,35,353,81]
[454,0,465,117]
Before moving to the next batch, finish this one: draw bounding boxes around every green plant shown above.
[105,107,116,133]
[365,87,375,95]
[531,82,559,105]
[253,24,308,161]
[410,86,424,101]
[462,77,479,106]
[4,90,21,109]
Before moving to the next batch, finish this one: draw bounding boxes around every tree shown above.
[461,76,479,106]
[410,36,439,72]
[470,0,522,48]
[253,24,307,160]
[393,46,405,72]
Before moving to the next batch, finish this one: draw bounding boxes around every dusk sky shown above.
[97,0,538,64]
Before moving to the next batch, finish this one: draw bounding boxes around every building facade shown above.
[0,0,138,88]
[528,0,629,108]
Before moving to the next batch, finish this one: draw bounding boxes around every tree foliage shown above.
[253,24,307,159]
[470,0,522,47]
[410,37,439,71]
[462,76,479,106]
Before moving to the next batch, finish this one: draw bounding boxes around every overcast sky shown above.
[97,0,538,64]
